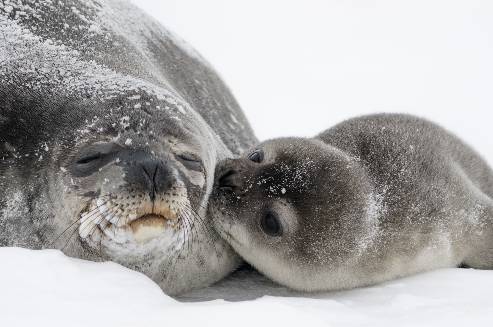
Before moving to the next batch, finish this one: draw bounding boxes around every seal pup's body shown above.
[0,0,256,295]
[211,114,493,292]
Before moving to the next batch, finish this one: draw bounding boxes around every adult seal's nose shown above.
[125,158,173,201]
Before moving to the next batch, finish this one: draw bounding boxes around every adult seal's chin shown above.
[0,0,256,295]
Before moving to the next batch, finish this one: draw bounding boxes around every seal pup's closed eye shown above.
[209,113,493,292]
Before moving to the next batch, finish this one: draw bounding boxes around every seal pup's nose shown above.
[215,159,244,191]
[217,169,240,191]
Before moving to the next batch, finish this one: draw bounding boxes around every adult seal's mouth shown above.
[130,214,176,243]
[79,199,180,245]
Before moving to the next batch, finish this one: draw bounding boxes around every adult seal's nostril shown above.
[141,161,159,201]
[125,159,172,200]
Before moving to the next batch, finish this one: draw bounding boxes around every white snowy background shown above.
[2,0,493,326]
[132,0,493,161]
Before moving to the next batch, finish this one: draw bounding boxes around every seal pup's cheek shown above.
[210,206,252,249]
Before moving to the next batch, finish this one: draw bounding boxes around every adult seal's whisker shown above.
[179,202,221,245]
[49,200,111,247]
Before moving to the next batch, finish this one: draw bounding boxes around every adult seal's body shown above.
[0,0,256,295]
[211,114,493,292]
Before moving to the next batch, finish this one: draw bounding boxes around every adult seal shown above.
[0,0,256,295]
[211,114,493,292]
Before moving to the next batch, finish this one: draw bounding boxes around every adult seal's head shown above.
[0,0,256,295]
[210,114,493,292]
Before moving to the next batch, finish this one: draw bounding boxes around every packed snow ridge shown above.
[1,247,492,327]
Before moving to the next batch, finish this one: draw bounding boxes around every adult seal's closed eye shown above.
[210,114,493,292]
[0,0,256,295]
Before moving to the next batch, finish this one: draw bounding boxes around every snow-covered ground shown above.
[2,1,493,326]
[1,247,492,326]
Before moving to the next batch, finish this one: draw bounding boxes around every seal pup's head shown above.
[210,138,380,291]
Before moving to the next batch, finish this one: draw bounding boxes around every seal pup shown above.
[210,114,493,292]
[0,0,256,295]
